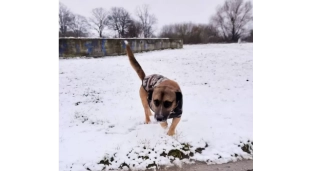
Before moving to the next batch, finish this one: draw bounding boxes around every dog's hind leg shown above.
[139,86,152,124]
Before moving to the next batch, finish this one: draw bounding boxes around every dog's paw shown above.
[167,130,175,136]
[144,120,151,124]
[160,122,168,129]
[150,119,158,124]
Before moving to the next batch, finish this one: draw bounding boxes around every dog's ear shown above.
[176,92,182,103]
[175,92,183,113]
[148,90,153,101]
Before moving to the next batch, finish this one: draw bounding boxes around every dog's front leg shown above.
[160,121,168,129]
[167,118,181,136]
[139,86,152,124]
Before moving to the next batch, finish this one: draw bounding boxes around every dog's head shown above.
[148,86,182,122]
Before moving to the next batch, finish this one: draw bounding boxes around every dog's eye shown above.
[154,100,160,107]
[164,101,172,108]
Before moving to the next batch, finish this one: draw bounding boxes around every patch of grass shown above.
[181,143,191,151]
[230,140,253,159]
[98,159,110,166]
[195,147,205,153]
[160,151,167,157]
[98,156,114,166]
[160,142,208,161]
[146,161,158,169]
[97,142,210,170]
[138,155,149,160]
[195,143,208,154]
[119,162,129,169]
[168,149,186,159]
[241,142,253,154]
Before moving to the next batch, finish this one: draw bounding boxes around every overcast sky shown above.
[60,0,253,36]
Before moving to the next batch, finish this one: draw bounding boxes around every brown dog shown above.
[124,41,183,136]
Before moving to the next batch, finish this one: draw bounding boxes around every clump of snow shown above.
[124,40,129,45]
[59,43,253,171]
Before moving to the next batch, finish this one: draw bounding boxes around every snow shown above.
[59,43,253,171]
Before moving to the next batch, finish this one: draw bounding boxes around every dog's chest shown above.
[142,74,168,91]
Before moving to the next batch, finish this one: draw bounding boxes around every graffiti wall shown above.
[59,38,183,57]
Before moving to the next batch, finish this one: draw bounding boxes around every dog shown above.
[124,40,183,136]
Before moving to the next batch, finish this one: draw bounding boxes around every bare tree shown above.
[59,2,74,37]
[69,14,90,37]
[243,29,253,42]
[159,25,174,38]
[159,22,222,44]
[135,4,157,38]
[61,30,86,37]
[107,7,132,38]
[175,23,193,40]
[89,8,109,37]
[211,0,253,42]
[125,19,142,38]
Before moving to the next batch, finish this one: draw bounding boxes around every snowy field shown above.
[59,43,253,171]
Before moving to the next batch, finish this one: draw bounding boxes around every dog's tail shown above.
[124,40,145,81]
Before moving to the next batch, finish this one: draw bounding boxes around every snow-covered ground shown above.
[59,43,253,171]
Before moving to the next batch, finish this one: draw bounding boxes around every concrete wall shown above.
[59,38,183,57]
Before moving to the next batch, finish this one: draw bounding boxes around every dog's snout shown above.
[156,118,164,122]
[155,115,166,122]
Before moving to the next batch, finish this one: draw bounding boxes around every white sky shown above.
[60,0,253,36]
